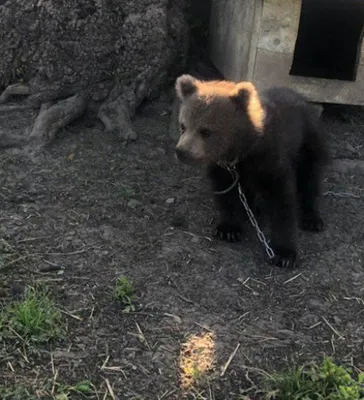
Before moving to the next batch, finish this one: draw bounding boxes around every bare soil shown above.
[0,91,364,399]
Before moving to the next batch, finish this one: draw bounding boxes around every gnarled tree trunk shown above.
[0,0,188,148]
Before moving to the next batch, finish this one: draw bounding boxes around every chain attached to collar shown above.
[219,166,275,260]
[213,167,239,195]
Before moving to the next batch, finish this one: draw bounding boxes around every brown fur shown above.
[176,75,265,132]
[232,82,265,131]
[175,75,265,166]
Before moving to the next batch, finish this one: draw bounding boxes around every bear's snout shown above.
[175,133,208,165]
[175,147,202,165]
[175,147,189,163]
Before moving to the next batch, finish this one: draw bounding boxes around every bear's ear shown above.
[175,74,198,100]
[230,82,265,132]
[230,82,256,109]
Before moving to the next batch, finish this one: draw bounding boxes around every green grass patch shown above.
[0,285,64,343]
[114,276,137,313]
[0,386,37,400]
[55,380,96,399]
[0,380,96,400]
[118,184,136,200]
[263,357,364,400]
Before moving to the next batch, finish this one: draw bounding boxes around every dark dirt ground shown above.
[0,88,364,399]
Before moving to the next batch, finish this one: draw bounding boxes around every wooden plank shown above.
[247,0,263,80]
[253,49,364,105]
[209,0,255,81]
[258,0,301,55]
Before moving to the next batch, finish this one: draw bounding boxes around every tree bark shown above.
[0,0,188,147]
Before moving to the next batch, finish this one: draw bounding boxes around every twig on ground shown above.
[58,308,83,321]
[322,316,345,340]
[176,293,196,305]
[101,355,110,370]
[240,364,274,379]
[194,322,214,333]
[135,322,151,350]
[182,230,212,242]
[104,379,116,400]
[220,343,240,377]
[283,273,303,285]
[308,321,322,330]
[323,190,360,199]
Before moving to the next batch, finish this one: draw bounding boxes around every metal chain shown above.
[227,167,275,260]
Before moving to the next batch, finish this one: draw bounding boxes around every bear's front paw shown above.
[271,246,297,268]
[213,222,242,242]
[300,214,324,232]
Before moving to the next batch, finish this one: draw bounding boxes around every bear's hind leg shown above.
[266,171,298,268]
[208,165,246,242]
[296,148,325,232]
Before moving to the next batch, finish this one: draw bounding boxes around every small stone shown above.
[345,143,357,153]
[101,225,114,241]
[165,198,175,204]
[333,316,342,324]
[156,147,166,155]
[39,265,63,273]
[52,350,87,360]
[277,329,295,338]
[308,299,329,312]
[127,199,142,209]
[171,215,187,228]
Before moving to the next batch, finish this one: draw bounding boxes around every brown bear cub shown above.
[174,74,328,268]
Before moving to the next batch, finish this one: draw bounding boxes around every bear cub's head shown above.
[175,74,266,167]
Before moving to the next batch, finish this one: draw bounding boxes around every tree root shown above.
[29,93,87,145]
[169,95,181,140]
[0,132,29,149]
[331,159,364,175]
[97,96,137,141]
[0,83,30,104]
[0,82,138,148]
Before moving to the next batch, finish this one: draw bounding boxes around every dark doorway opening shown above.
[290,0,364,81]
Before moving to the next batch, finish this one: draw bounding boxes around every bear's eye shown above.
[199,128,212,138]
[180,123,186,134]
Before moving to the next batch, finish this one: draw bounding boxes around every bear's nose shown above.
[175,148,187,162]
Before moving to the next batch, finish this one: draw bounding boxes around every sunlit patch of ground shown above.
[179,331,216,393]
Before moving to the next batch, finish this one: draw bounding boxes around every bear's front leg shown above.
[207,165,245,242]
[266,173,298,268]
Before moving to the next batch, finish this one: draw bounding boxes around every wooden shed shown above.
[209,0,364,105]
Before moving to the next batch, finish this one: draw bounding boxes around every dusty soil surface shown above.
[0,91,364,399]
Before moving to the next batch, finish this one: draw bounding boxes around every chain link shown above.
[228,167,275,260]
